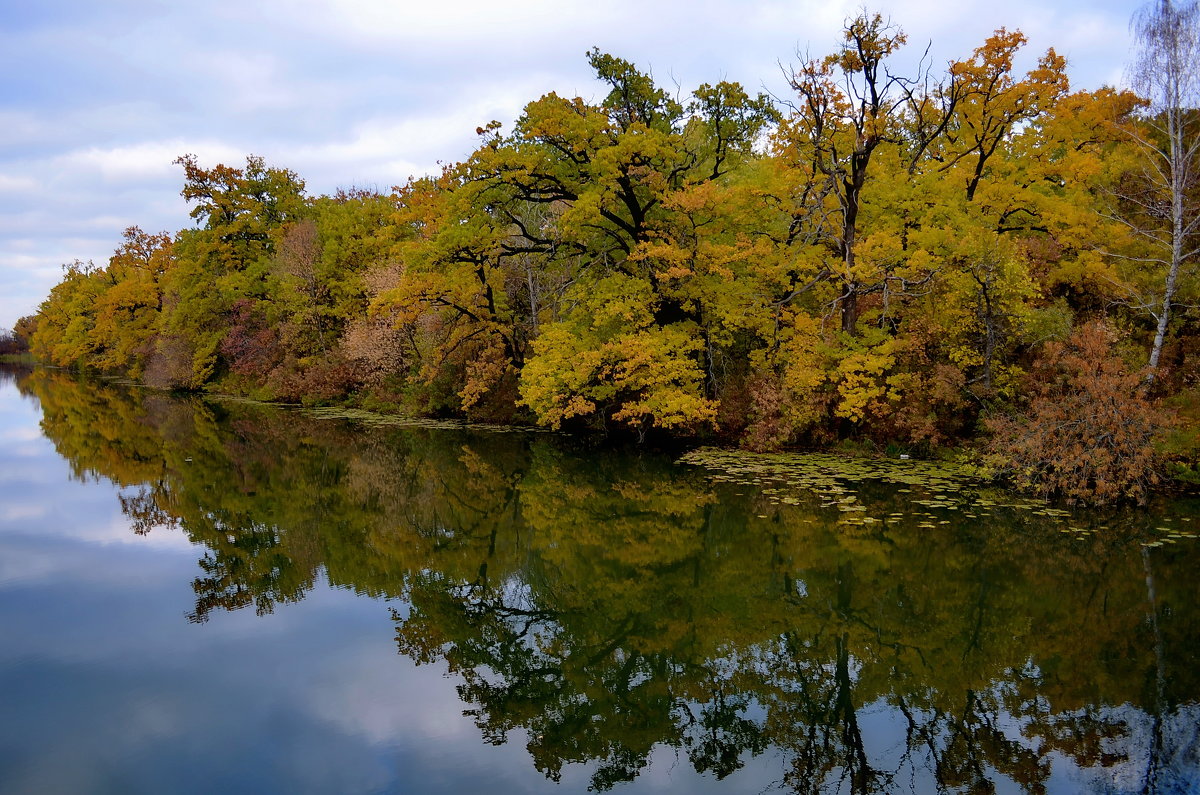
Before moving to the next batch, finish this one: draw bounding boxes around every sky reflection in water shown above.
[0,366,1196,794]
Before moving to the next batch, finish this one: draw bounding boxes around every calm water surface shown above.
[0,366,1197,794]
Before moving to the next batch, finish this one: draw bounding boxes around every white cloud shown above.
[284,0,593,49]
[0,504,46,523]
[0,174,38,194]
[0,110,54,149]
[306,639,476,744]
[49,139,247,184]
[53,143,183,182]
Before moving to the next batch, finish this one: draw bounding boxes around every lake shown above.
[0,365,1196,794]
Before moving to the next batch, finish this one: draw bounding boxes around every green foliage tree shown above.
[30,260,107,367]
[468,50,773,431]
[89,227,174,375]
[20,13,1198,494]
[154,154,307,388]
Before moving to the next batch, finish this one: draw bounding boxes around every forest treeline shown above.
[13,12,1200,502]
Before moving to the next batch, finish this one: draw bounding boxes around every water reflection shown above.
[11,366,1200,793]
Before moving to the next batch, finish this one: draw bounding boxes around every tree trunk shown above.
[1146,111,1186,384]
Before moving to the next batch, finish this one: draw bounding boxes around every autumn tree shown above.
[89,227,174,375]
[375,50,774,429]
[752,21,1077,446]
[283,188,406,358]
[985,321,1169,503]
[756,13,955,449]
[12,315,37,348]
[776,12,935,335]
[155,155,307,388]
[366,171,532,417]
[1119,0,1200,382]
[29,260,107,367]
[513,54,772,432]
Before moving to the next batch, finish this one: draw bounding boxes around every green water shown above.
[0,365,1196,793]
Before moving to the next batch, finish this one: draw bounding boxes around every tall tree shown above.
[1124,0,1200,382]
[408,50,774,431]
[778,12,922,334]
[157,155,307,388]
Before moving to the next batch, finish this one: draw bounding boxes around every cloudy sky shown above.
[0,0,1143,330]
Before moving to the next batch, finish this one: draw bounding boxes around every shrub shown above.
[0,328,27,356]
[985,321,1169,504]
[143,335,196,390]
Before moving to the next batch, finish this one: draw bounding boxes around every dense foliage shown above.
[25,12,1200,501]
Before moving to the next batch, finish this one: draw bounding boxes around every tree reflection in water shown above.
[14,365,1200,794]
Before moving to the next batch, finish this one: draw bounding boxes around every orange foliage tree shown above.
[985,321,1170,503]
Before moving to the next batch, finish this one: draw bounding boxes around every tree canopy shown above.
[26,10,1200,501]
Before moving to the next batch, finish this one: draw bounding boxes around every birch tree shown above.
[1125,0,1200,382]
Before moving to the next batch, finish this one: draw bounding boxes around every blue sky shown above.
[0,0,1142,330]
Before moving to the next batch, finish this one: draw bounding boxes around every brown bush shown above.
[0,328,27,356]
[740,373,836,452]
[740,374,793,452]
[985,321,1169,504]
[219,300,284,379]
[339,316,409,387]
[879,363,972,449]
[143,335,196,390]
[268,357,359,403]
